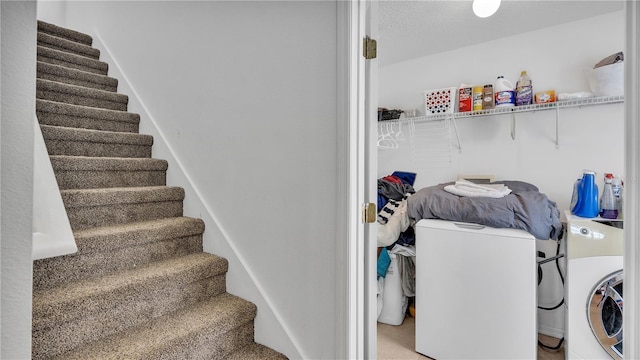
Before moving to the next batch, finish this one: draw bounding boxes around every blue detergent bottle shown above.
[572,171,599,218]
[570,177,582,213]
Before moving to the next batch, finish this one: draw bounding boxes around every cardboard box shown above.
[535,90,556,104]
[458,87,472,112]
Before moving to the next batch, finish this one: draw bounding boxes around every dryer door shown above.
[588,270,623,360]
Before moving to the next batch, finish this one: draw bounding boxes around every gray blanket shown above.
[406,181,563,240]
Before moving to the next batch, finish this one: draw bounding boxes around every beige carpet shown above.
[377,316,564,360]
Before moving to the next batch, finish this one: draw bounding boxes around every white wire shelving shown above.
[401,95,624,150]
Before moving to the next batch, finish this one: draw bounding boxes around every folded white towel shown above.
[444,179,512,198]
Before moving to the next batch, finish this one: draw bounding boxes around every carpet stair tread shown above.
[37,32,100,60]
[32,253,231,359]
[37,78,128,111]
[228,343,290,360]
[50,155,167,189]
[49,293,257,360]
[36,99,140,133]
[61,186,185,230]
[38,45,107,75]
[33,217,205,291]
[38,20,93,46]
[41,124,152,146]
[37,61,118,92]
[50,155,166,171]
[33,252,228,324]
[61,185,184,207]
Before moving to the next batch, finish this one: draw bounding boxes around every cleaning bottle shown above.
[599,173,618,219]
[515,70,533,106]
[612,175,623,219]
[570,176,582,213]
[572,170,599,218]
[494,76,515,107]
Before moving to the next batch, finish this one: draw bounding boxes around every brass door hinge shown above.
[362,203,377,223]
[363,36,377,60]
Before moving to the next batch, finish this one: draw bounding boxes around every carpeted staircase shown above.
[32,20,288,360]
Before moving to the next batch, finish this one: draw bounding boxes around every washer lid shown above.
[588,270,624,360]
[415,219,535,239]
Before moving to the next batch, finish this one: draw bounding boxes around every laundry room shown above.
[374,1,625,359]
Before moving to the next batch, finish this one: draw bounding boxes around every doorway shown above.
[364,2,638,358]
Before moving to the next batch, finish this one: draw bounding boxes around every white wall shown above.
[1,1,37,358]
[378,10,624,339]
[38,2,342,358]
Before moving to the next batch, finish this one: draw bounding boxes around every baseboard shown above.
[538,324,565,339]
[90,32,303,360]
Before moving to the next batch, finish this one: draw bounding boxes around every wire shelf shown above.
[391,95,624,150]
[405,95,624,122]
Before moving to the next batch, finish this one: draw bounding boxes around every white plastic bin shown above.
[377,253,408,325]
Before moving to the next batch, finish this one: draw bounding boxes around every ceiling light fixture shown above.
[472,0,501,18]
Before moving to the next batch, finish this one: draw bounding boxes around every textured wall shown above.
[1,1,37,358]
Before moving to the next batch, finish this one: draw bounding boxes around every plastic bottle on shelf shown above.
[473,85,484,111]
[515,70,533,106]
[612,175,623,219]
[599,173,618,219]
[494,76,515,107]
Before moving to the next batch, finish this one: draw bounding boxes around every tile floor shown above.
[377,316,565,360]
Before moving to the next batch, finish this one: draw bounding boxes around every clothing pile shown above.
[377,172,416,247]
[376,172,417,325]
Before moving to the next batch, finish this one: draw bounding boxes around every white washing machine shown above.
[565,212,623,360]
[415,219,537,359]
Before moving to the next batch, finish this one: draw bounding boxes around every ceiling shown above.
[378,0,624,67]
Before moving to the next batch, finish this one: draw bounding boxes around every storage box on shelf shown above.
[423,87,457,115]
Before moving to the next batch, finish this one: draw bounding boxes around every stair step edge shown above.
[37,62,118,88]
[61,186,185,207]
[33,253,229,316]
[41,124,152,146]
[37,46,107,74]
[37,78,128,104]
[36,99,139,124]
[72,217,205,252]
[48,294,256,360]
[37,32,100,60]
[50,155,167,171]
[37,20,93,46]
[228,343,289,360]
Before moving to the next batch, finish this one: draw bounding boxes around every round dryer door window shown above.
[588,270,623,360]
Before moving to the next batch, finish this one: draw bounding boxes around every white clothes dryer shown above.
[565,212,623,360]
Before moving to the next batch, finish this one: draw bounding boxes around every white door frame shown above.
[339,0,377,358]
[624,1,639,359]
